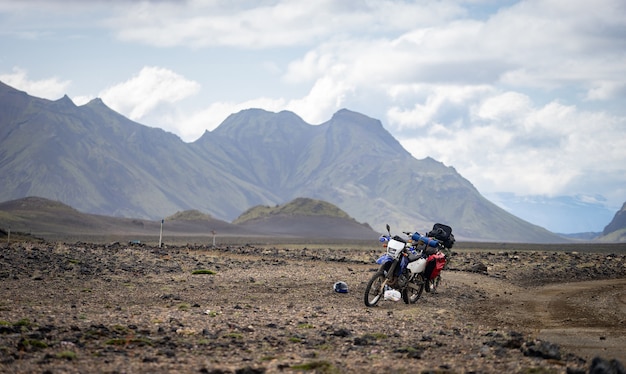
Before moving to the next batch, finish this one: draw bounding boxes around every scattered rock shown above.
[523,339,561,360]
[590,357,626,374]
[0,242,623,373]
[470,262,488,274]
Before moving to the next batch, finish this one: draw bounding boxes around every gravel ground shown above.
[1,242,625,373]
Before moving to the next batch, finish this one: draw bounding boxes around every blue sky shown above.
[1,0,625,233]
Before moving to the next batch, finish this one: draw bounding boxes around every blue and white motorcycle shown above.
[363,224,440,307]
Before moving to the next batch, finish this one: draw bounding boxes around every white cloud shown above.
[386,84,494,130]
[284,76,355,125]
[106,0,466,49]
[475,92,532,122]
[99,66,200,123]
[399,95,626,198]
[586,81,626,101]
[2,0,625,220]
[0,67,70,99]
[72,95,95,106]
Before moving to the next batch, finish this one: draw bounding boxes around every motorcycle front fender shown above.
[376,254,394,265]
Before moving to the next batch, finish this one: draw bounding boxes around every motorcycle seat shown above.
[407,253,421,262]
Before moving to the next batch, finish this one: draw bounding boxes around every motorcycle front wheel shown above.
[402,273,425,304]
[364,271,386,307]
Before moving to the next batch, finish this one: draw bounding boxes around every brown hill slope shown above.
[0,197,378,242]
[0,197,249,242]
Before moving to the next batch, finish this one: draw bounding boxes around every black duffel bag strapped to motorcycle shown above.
[427,223,455,249]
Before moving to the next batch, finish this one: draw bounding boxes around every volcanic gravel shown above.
[0,242,625,373]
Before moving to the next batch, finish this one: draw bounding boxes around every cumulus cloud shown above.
[106,0,465,49]
[399,95,626,198]
[0,67,70,99]
[99,66,200,124]
[2,0,625,217]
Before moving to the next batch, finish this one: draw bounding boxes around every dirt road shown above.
[449,272,626,363]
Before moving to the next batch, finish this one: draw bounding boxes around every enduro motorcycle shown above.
[364,224,453,307]
[364,225,428,306]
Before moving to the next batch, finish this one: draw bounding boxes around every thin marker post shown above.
[159,219,164,248]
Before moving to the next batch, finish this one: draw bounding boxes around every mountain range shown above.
[1,80,622,242]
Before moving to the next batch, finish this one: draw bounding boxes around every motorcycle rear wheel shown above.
[364,271,386,307]
[432,275,441,292]
[402,273,425,304]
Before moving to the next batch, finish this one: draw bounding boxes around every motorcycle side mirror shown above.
[386,224,391,235]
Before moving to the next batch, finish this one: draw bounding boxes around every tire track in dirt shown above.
[449,271,626,363]
[531,278,626,363]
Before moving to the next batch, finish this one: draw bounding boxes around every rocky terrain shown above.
[1,241,625,373]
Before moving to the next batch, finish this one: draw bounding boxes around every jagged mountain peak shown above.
[55,94,75,104]
[83,97,107,108]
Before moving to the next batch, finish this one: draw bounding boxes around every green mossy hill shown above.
[166,210,213,221]
[233,198,351,224]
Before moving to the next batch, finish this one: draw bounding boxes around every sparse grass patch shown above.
[19,339,48,349]
[369,332,387,340]
[112,324,128,333]
[191,269,216,275]
[13,318,35,331]
[290,360,337,373]
[56,350,77,360]
[14,318,33,327]
[297,323,314,329]
[178,303,191,311]
[132,337,153,346]
[105,338,127,346]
